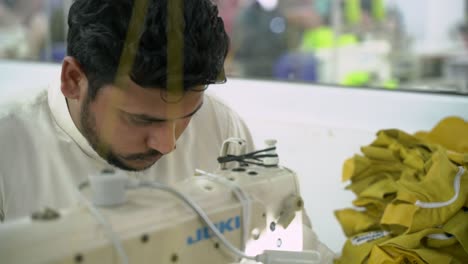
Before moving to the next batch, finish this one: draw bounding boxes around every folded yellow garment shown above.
[343,135,435,184]
[398,147,427,171]
[425,234,458,249]
[353,197,387,219]
[437,244,468,264]
[443,208,468,254]
[415,116,468,153]
[358,177,398,201]
[381,151,467,234]
[350,177,398,218]
[380,203,418,235]
[372,129,426,149]
[338,120,468,263]
[334,208,380,237]
[447,151,468,166]
[346,172,400,197]
[342,155,370,182]
[367,245,426,264]
[369,244,455,264]
[361,146,399,162]
[335,230,392,264]
[368,228,467,264]
[343,157,405,183]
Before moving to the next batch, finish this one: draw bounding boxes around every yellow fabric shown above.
[351,177,398,218]
[438,245,468,264]
[335,230,392,264]
[360,146,399,162]
[343,154,405,181]
[346,172,400,197]
[425,235,458,249]
[381,151,468,234]
[443,208,468,254]
[337,123,468,263]
[367,245,425,264]
[370,229,443,262]
[334,208,380,237]
[447,151,468,166]
[415,117,468,153]
[353,197,387,218]
[380,203,418,235]
[369,228,466,264]
[372,130,427,149]
[342,155,371,182]
[371,130,434,173]
[358,177,398,201]
[398,147,427,171]
[370,245,453,264]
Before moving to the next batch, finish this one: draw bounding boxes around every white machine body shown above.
[0,165,307,264]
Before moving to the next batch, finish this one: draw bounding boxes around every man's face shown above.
[79,78,204,171]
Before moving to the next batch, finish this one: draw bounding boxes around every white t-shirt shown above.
[0,83,254,221]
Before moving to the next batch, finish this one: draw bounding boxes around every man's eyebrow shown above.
[123,101,204,122]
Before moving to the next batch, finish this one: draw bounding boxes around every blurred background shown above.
[1,0,468,94]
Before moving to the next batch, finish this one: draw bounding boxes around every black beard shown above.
[79,95,152,171]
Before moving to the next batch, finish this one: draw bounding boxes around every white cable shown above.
[415,166,465,208]
[197,173,251,250]
[137,180,257,261]
[195,169,252,251]
[426,233,454,240]
[75,188,129,264]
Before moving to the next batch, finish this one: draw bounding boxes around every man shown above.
[0,0,253,221]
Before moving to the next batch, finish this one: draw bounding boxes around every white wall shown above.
[1,61,468,252]
[0,60,61,107]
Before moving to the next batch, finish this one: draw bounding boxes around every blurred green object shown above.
[372,0,386,22]
[383,79,399,89]
[341,73,399,89]
[302,27,334,49]
[341,71,371,86]
[301,27,358,50]
[345,0,361,25]
[339,34,359,46]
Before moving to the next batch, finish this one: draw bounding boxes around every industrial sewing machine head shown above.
[0,139,327,263]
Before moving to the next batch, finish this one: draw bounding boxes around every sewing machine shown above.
[0,139,323,264]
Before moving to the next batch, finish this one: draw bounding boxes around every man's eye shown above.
[128,116,152,126]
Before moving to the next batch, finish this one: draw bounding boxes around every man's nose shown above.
[146,122,176,154]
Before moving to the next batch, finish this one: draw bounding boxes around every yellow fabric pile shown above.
[335,117,468,264]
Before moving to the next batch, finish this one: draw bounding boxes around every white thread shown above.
[415,166,465,208]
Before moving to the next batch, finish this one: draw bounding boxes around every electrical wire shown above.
[75,188,129,264]
[195,169,252,251]
[217,147,278,167]
[137,180,258,262]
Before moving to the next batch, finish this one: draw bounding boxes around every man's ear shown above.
[60,56,87,100]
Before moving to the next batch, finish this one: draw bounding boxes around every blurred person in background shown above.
[0,0,48,60]
[212,0,245,76]
[273,0,323,81]
[231,0,288,78]
[459,22,468,50]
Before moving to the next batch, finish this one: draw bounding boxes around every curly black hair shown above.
[67,0,229,99]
